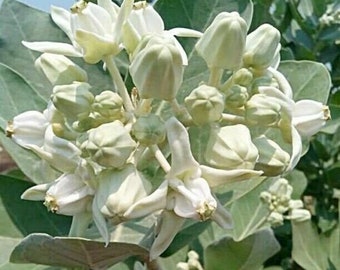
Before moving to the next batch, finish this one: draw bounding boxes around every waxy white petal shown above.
[200,165,263,188]
[124,180,168,219]
[51,6,73,42]
[149,210,185,260]
[165,117,199,179]
[22,41,82,57]
[10,110,48,148]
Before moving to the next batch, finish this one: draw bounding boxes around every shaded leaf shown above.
[204,229,280,270]
[229,179,272,241]
[10,233,149,269]
[0,175,71,237]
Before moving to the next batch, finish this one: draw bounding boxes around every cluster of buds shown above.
[260,178,311,226]
[6,0,330,261]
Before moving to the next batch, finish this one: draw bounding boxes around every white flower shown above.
[6,110,49,148]
[23,0,134,64]
[92,164,151,244]
[21,167,94,216]
[123,2,202,65]
[292,99,331,137]
[28,125,82,173]
[124,117,232,259]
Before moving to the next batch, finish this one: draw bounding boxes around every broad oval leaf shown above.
[204,229,280,270]
[10,233,149,269]
[278,60,331,103]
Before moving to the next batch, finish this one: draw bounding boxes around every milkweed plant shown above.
[0,0,338,269]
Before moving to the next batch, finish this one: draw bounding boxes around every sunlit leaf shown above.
[204,229,280,270]
[278,60,331,103]
[291,220,328,270]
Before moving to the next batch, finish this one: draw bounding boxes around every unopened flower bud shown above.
[292,99,331,137]
[243,24,281,70]
[6,110,48,148]
[267,211,284,226]
[289,208,311,222]
[132,114,166,145]
[98,165,151,224]
[253,135,290,176]
[130,35,183,101]
[52,82,94,121]
[232,68,253,87]
[195,12,247,70]
[82,121,137,168]
[224,84,249,108]
[92,90,124,119]
[268,178,292,200]
[35,53,88,86]
[184,84,224,125]
[205,124,258,170]
[245,94,281,126]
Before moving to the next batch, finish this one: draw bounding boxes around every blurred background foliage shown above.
[251,0,340,269]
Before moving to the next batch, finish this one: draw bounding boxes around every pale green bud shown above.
[289,208,311,222]
[245,94,281,126]
[243,24,281,70]
[130,35,183,101]
[205,124,258,170]
[94,164,151,228]
[267,211,284,226]
[35,53,88,86]
[253,135,290,176]
[92,90,124,119]
[51,82,94,121]
[81,121,137,168]
[131,114,166,145]
[184,85,225,125]
[224,84,249,108]
[195,12,247,70]
[232,68,253,87]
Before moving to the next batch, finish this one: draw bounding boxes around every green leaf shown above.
[229,179,272,241]
[285,170,307,199]
[0,175,71,237]
[204,229,280,270]
[291,220,328,270]
[0,0,113,98]
[10,233,149,269]
[0,237,52,270]
[0,63,46,129]
[278,60,331,103]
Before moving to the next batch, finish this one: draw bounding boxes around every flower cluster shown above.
[260,178,311,226]
[6,0,329,260]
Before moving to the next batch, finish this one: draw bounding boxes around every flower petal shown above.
[123,180,168,219]
[75,30,120,63]
[168,27,203,38]
[51,6,73,42]
[21,183,51,200]
[22,41,82,57]
[149,210,185,260]
[9,110,48,148]
[165,117,199,179]
[200,165,263,188]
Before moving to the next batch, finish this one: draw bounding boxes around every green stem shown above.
[149,144,171,173]
[208,67,223,87]
[221,113,245,124]
[103,56,135,113]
